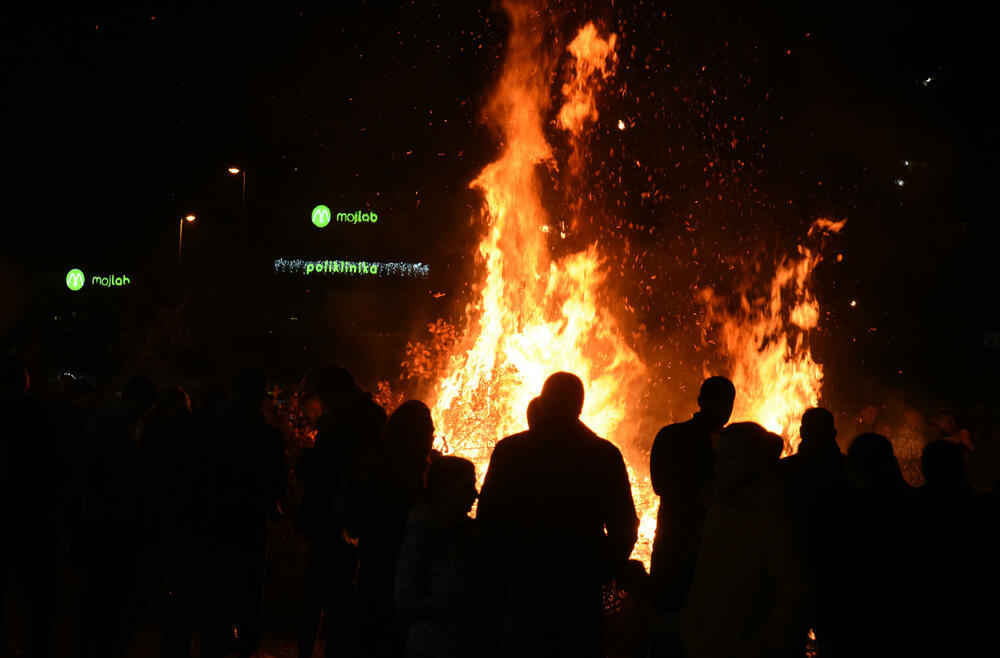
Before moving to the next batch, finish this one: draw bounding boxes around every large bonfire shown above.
[409,1,841,566]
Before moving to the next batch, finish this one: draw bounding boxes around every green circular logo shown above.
[66,268,85,291]
[311,204,331,228]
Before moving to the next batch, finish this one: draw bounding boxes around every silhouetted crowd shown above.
[1,354,998,658]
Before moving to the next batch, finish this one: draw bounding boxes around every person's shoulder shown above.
[588,433,626,461]
[653,419,693,443]
[489,430,533,463]
[566,421,622,458]
[495,429,532,449]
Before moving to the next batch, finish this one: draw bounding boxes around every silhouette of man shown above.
[681,423,812,658]
[295,366,386,658]
[797,408,838,454]
[781,408,847,511]
[477,372,638,658]
[648,376,735,609]
[0,355,58,658]
[778,408,847,653]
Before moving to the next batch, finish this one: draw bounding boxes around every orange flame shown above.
[425,6,657,565]
[418,1,842,571]
[700,218,845,453]
[557,23,617,136]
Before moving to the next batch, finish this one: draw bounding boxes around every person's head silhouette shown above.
[526,396,543,429]
[715,421,782,498]
[538,372,585,424]
[156,386,191,420]
[921,439,965,489]
[425,455,478,517]
[384,400,435,465]
[697,376,736,429]
[800,407,837,454]
[847,433,903,489]
[314,366,358,409]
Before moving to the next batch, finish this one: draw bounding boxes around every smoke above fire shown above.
[389,1,844,566]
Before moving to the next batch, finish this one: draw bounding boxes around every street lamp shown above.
[179,214,196,279]
[228,166,246,225]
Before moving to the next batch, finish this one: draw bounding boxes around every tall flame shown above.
[699,219,846,454]
[426,4,656,563]
[417,1,842,570]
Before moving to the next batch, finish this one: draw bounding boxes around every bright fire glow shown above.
[699,218,845,454]
[418,1,841,570]
[424,6,656,564]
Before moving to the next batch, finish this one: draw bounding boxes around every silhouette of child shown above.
[395,456,485,658]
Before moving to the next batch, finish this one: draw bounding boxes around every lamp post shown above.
[178,214,196,280]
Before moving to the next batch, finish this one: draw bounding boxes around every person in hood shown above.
[681,422,812,658]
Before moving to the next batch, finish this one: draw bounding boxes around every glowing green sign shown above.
[64,269,132,290]
[92,274,131,287]
[66,268,85,291]
[337,211,378,224]
[311,204,331,228]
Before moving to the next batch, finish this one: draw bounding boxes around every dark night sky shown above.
[2,1,997,405]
